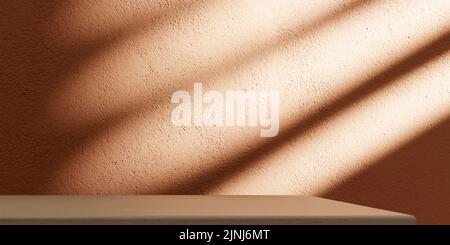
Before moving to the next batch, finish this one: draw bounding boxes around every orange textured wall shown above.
[0,0,449,224]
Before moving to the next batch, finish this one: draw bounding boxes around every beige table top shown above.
[0,195,415,225]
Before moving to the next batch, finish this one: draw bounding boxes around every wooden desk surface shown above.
[0,195,415,225]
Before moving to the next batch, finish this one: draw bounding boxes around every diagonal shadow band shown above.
[153,30,450,194]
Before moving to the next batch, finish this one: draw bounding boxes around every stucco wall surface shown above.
[0,0,449,224]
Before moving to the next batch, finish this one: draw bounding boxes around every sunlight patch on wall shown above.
[33,0,450,194]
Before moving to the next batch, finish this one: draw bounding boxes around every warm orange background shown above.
[0,0,449,224]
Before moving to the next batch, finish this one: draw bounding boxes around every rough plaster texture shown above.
[0,0,449,224]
